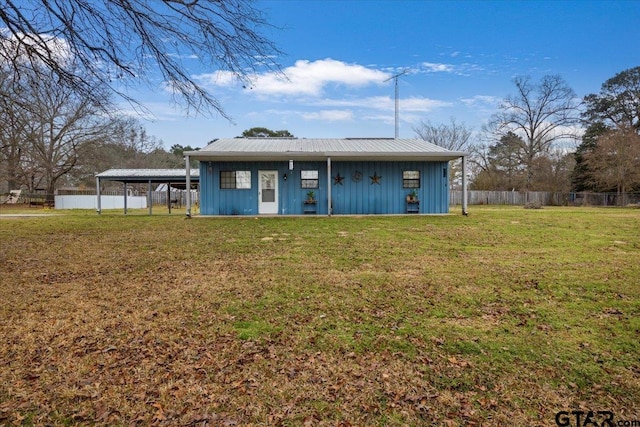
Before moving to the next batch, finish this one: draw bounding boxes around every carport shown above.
[95,169,199,215]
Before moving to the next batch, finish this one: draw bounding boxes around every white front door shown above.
[258,170,278,214]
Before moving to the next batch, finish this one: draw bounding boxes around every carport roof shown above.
[96,168,200,183]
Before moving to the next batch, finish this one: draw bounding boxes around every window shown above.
[236,171,251,188]
[301,170,319,189]
[220,171,251,189]
[403,170,420,188]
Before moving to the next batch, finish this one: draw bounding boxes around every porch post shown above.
[327,157,332,216]
[185,155,191,218]
[167,182,171,214]
[461,155,468,215]
[96,176,101,215]
[123,182,128,215]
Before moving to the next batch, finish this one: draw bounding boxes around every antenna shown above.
[384,69,410,139]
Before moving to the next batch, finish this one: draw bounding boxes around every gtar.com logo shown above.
[555,410,639,427]
[555,411,613,427]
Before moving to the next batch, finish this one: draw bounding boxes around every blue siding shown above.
[199,160,450,215]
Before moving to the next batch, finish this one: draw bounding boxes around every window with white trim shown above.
[220,171,251,189]
[403,170,420,188]
[301,170,319,189]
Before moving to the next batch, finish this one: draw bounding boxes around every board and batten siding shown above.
[330,161,449,214]
[199,160,450,215]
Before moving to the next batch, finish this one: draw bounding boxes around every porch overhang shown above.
[185,152,464,162]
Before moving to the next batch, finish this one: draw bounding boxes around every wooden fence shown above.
[450,190,640,207]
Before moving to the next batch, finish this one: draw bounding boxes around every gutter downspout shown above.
[185,155,191,218]
[461,155,468,216]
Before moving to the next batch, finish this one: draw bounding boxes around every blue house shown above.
[184,138,468,216]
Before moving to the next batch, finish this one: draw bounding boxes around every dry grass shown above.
[0,206,639,426]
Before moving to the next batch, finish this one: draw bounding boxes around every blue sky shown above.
[130,0,640,149]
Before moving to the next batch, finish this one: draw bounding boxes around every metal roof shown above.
[95,169,200,183]
[185,138,466,162]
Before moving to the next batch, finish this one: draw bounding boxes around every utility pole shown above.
[384,69,409,139]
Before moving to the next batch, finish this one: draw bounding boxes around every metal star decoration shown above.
[370,172,382,185]
[334,173,344,185]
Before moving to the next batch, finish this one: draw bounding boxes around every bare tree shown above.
[483,75,580,190]
[529,150,575,193]
[11,67,113,194]
[413,118,472,188]
[583,126,640,197]
[0,0,282,117]
[70,116,178,188]
[470,132,526,190]
[468,143,494,190]
[0,68,30,191]
[413,117,472,151]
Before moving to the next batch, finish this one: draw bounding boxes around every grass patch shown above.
[1,206,639,425]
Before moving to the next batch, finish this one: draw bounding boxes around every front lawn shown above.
[1,206,638,425]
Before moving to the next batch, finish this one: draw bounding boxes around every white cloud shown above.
[0,30,72,65]
[117,101,187,122]
[312,96,391,110]
[254,58,390,96]
[421,62,455,73]
[416,61,485,77]
[195,58,390,97]
[301,110,354,121]
[167,53,199,60]
[460,95,502,108]
[193,70,238,86]
[245,95,450,128]
[311,96,450,113]
[400,97,453,112]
